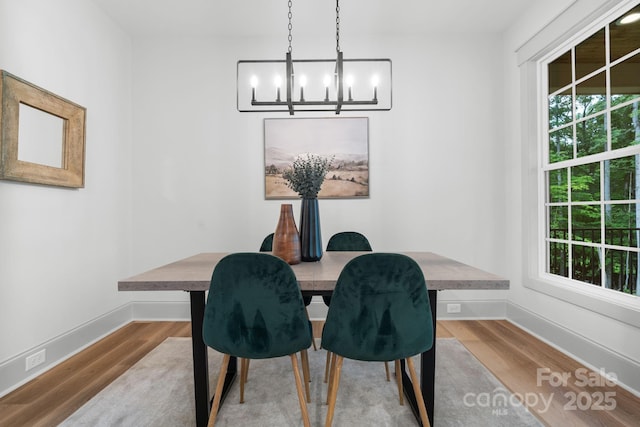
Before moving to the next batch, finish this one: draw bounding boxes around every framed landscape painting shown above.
[264,117,369,199]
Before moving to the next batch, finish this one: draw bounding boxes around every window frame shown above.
[518,0,640,327]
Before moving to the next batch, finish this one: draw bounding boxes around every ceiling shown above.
[91,0,534,38]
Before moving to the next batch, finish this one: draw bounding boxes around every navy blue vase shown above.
[299,198,323,262]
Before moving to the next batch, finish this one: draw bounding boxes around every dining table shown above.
[118,251,509,426]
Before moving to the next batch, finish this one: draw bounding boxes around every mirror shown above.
[0,70,86,188]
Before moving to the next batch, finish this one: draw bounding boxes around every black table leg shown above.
[190,291,238,427]
[424,289,437,426]
[400,289,437,426]
[190,291,210,427]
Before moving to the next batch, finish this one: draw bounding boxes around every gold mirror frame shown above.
[0,70,86,188]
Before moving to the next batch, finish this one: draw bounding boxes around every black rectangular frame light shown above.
[237,53,392,114]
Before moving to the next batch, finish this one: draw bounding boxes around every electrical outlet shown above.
[447,303,461,314]
[25,349,46,371]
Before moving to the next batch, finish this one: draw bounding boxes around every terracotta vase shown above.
[272,204,301,265]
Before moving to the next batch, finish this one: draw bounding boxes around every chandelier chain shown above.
[287,0,293,53]
[335,0,340,53]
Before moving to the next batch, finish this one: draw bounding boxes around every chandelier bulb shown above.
[345,75,354,101]
[274,75,282,102]
[299,75,307,102]
[250,76,258,102]
[346,75,354,86]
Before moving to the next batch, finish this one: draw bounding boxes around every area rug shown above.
[60,338,542,426]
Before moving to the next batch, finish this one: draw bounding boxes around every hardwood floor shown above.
[439,320,639,427]
[0,320,638,426]
[0,322,190,427]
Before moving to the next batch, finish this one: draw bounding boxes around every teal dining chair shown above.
[259,233,274,252]
[260,232,313,306]
[323,231,373,308]
[322,231,373,307]
[326,231,373,252]
[236,234,314,406]
[202,253,313,427]
[321,253,434,427]
[260,232,316,349]
[323,231,391,384]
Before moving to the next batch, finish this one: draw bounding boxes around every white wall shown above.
[0,0,132,391]
[126,32,509,308]
[503,0,640,394]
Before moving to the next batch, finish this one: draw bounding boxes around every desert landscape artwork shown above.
[264,117,369,199]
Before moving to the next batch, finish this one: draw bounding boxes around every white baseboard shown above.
[307,297,507,321]
[0,304,132,398]
[507,301,640,397]
[0,301,198,398]
[436,299,507,319]
[131,301,191,320]
[306,297,328,320]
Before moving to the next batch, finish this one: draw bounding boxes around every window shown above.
[543,4,640,296]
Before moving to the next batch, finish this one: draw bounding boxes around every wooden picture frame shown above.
[264,117,369,199]
[0,70,86,188]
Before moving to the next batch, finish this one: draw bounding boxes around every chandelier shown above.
[237,0,392,114]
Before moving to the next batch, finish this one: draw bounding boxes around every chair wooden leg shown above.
[326,352,337,404]
[208,354,230,427]
[239,358,248,403]
[290,354,311,427]
[385,361,391,381]
[244,358,250,383]
[324,355,344,427]
[300,350,311,403]
[324,351,332,383]
[395,360,404,405]
[406,357,430,427]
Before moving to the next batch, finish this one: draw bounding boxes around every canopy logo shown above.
[463,387,553,415]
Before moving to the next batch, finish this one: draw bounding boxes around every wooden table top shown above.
[118,251,509,292]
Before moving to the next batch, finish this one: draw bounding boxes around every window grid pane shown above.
[611,103,640,150]
[575,29,606,80]
[549,127,573,163]
[575,72,607,120]
[549,50,572,93]
[549,89,573,130]
[571,244,601,285]
[610,52,640,107]
[605,249,638,294]
[576,114,607,157]
[548,168,569,202]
